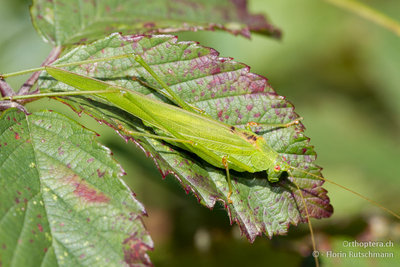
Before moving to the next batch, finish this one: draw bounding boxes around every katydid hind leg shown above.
[133,55,196,113]
[131,76,176,104]
[131,76,205,114]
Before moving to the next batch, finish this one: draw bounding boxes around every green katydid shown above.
[2,53,400,267]
[1,54,306,201]
[46,63,299,194]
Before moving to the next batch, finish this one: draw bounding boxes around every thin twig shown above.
[17,46,62,95]
[326,0,400,37]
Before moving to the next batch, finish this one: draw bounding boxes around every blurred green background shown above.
[1,0,400,266]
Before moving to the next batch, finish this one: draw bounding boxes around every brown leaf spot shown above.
[58,146,64,155]
[97,169,106,178]
[143,22,156,28]
[37,223,43,232]
[123,234,152,266]
[210,67,220,75]
[74,181,110,203]
[62,174,110,203]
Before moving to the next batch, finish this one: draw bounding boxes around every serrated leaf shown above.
[0,109,152,266]
[38,33,333,241]
[30,0,281,46]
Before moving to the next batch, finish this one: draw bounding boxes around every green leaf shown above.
[0,109,152,266]
[38,33,332,241]
[30,0,281,46]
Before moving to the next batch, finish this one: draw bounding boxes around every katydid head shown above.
[266,157,291,183]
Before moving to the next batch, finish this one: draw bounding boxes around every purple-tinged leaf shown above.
[30,0,281,46]
[38,33,332,241]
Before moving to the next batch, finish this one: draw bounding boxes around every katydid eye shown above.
[274,165,281,172]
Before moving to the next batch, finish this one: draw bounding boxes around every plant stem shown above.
[326,0,400,36]
[0,79,15,97]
